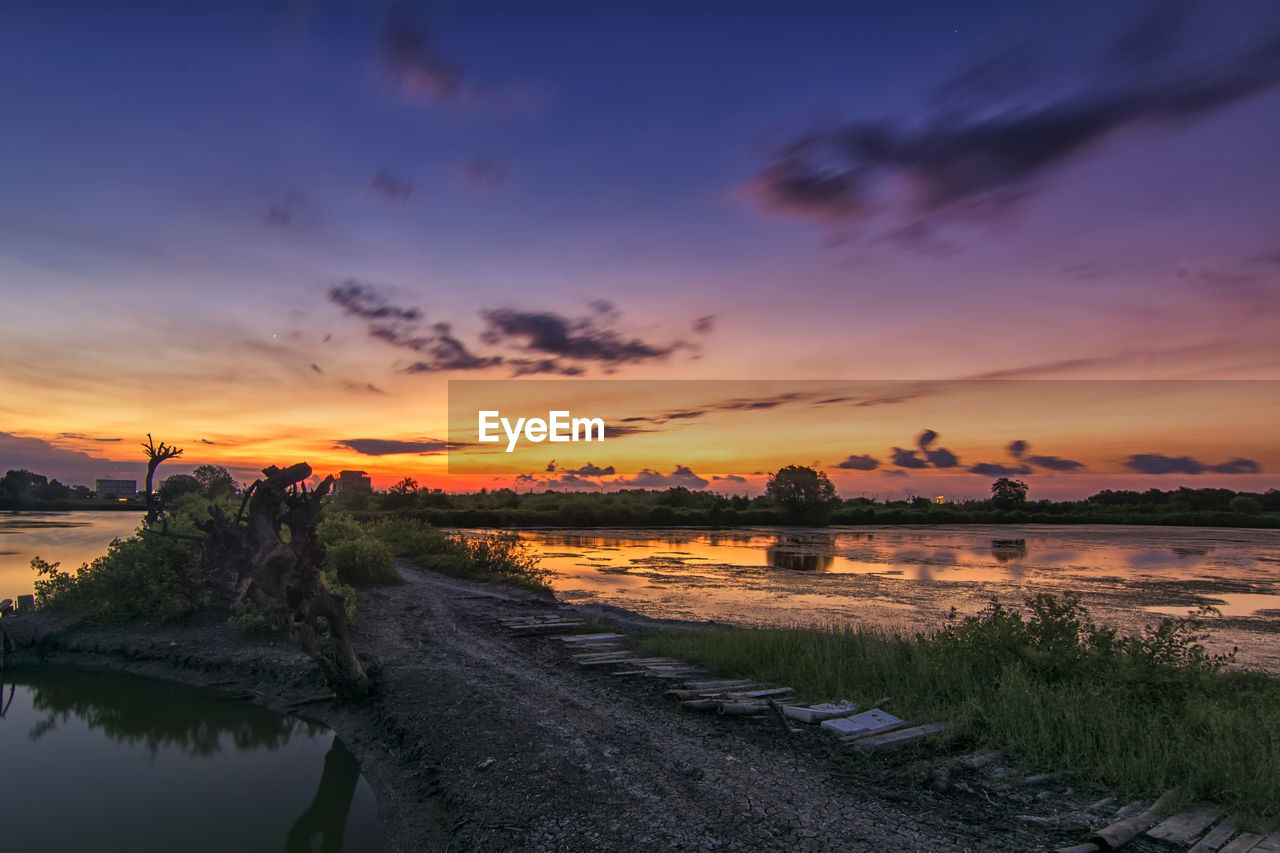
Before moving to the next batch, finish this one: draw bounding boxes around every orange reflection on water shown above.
[505,524,1280,670]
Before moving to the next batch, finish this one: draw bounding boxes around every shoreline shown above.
[0,564,1184,852]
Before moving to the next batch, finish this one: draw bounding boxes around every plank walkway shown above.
[1054,803,1277,853]
[498,612,1274,852]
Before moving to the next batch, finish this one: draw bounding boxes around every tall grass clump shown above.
[641,594,1279,817]
[361,515,550,590]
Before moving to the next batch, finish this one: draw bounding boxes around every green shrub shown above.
[324,537,401,586]
[365,516,452,557]
[317,512,365,547]
[31,531,205,624]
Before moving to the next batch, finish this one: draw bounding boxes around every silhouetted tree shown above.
[765,465,838,523]
[388,476,418,495]
[990,477,1029,509]
[157,473,201,504]
[191,464,237,499]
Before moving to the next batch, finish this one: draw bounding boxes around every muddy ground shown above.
[2,562,1178,852]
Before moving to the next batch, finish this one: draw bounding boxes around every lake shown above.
[506,525,1280,671]
[6,512,1278,670]
[0,668,387,852]
[1,510,142,601]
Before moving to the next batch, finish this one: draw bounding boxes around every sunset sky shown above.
[2,0,1278,499]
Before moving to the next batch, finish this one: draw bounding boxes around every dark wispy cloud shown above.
[1003,439,1084,471]
[615,465,710,490]
[890,447,930,469]
[917,428,960,468]
[0,432,137,483]
[749,8,1280,245]
[58,433,122,443]
[514,471,604,491]
[1027,454,1085,472]
[968,462,1033,478]
[370,169,414,202]
[480,308,684,368]
[328,281,421,322]
[459,156,509,189]
[380,4,466,104]
[395,323,503,373]
[1122,453,1262,475]
[310,363,324,374]
[564,462,615,477]
[713,474,748,483]
[693,315,716,334]
[336,438,455,456]
[834,454,880,471]
[329,281,701,376]
[266,189,314,229]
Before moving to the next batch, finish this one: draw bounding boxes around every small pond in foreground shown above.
[0,669,387,853]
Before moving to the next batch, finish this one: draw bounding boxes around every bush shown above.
[32,531,205,624]
[449,533,549,586]
[365,516,451,557]
[325,537,401,586]
[317,512,366,547]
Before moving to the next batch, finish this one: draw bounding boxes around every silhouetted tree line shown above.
[0,464,238,510]
[0,469,96,508]
[331,476,1279,529]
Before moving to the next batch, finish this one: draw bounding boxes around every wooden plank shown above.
[840,719,912,743]
[852,722,951,751]
[1089,790,1179,851]
[718,700,769,715]
[1219,834,1264,853]
[556,633,625,643]
[682,699,720,711]
[720,687,794,700]
[575,657,641,667]
[1149,805,1228,845]
[1190,819,1242,853]
[682,679,756,690]
[1251,834,1280,853]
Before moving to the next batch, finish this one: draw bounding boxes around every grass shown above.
[357,515,552,591]
[639,595,1280,817]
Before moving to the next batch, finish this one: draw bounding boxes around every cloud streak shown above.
[750,11,1280,244]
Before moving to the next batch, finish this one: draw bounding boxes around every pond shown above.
[0,668,387,853]
[1,510,142,601]
[503,525,1280,671]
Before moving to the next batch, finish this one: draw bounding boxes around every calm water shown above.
[1,510,142,601]
[504,525,1280,670]
[0,669,387,853]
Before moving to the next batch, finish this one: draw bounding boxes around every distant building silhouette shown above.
[336,470,372,493]
[96,478,137,499]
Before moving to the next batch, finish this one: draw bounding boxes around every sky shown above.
[1,0,1278,499]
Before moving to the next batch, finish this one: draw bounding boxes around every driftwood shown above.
[141,438,369,698]
[190,463,370,697]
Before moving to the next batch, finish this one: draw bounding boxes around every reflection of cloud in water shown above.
[1127,550,1186,569]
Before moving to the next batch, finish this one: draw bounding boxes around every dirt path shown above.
[3,563,1171,852]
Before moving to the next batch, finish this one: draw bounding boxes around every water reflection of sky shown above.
[0,670,387,853]
[1,510,141,599]
[509,525,1280,670]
